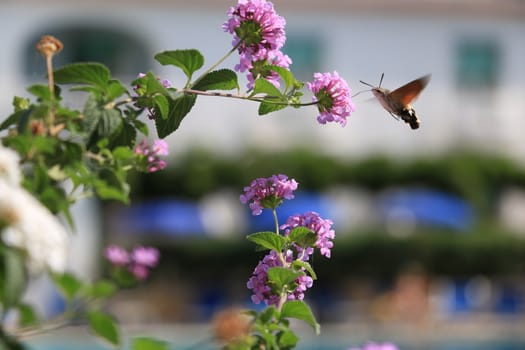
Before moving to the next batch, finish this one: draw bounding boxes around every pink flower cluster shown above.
[242,175,336,306]
[281,211,335,258]
[105,245,160,280]
[307,71,355,127]
[223,0,291,88]
[134,139,169,173]
[247,250,313,306]
[348,343,399,350]
[240,174,298,215]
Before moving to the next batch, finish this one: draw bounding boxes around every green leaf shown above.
[291,260,317,280]
[94,168,130,203]
[54,63,111,90]
[134,72,170,97]
[0,109,30,132]
[110,119,136,148]
[266,65,296,91]
[154,49,204,80]
[27,84,54,101]
[113,146,135,161]
[277,329,299,349]
[258,99,287,116]
[288,226,317,248]
[267,267,302,292]
[257,306,277,325]
[131,337,170,350]
[106,80,128,100]
[155,94,196,138]
[280,300,320,335]
[131,118,149,136]
[253,78,283,97]
[192,69,239,91]
[97,109,123,139]
[247,232,286,252]
[88,280,117,299]
[1,248,27,308]
[153,94,169,120]
[17,303,39,327]
[53,273,83,301]
[88,311,120,346]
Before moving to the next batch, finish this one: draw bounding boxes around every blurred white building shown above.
[1,0,524,161]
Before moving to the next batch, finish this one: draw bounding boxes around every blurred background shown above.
[2,0,525,349]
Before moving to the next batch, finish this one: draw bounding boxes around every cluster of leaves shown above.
[139,49,304,138]
[0,47,307,226]
[0,63,144,222]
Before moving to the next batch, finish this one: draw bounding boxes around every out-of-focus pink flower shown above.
[135,139,169,173]
[105,245,131,266]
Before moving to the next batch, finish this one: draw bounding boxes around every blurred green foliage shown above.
[156,227,525,282]
[133,148,525,215]
[129,148,525,279]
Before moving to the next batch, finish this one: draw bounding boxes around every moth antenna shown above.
[379,73,384,88]
[359,80,375,88]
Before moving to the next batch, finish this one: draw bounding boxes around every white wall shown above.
[1,2,524,161]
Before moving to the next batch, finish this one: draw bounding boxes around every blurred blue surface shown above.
[378,189,474,230]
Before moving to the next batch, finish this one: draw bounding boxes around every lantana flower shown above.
[223,0,291,88]
[247,249,313,306]
[307,71,355,127]
[240,174,298,215]
[105,245,160,281]
[281,211,336,258]
[134,139,169,173]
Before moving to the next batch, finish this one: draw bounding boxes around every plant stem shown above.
[191,40,243,88]
[181,88,319,108]
[46,55,54,96]
[272,208,279,235]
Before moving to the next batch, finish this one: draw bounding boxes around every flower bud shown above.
[36,35,63,57]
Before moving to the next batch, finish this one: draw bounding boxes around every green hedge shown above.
[129,148,525,279]
[152,228,525,282]
[133,148,525,214]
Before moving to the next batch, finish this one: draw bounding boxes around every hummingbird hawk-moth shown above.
[360,74,431,129]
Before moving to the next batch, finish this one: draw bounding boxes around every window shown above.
[23,26,150,81]
[455,39,500,90]
[283,33,322,81]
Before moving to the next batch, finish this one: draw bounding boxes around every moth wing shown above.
[389,74,431,106]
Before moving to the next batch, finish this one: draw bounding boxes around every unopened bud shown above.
[36,35,63,57]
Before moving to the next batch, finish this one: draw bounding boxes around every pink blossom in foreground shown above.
[307,71,355,127]
[223,0,291,88]
[223,0,286,57]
